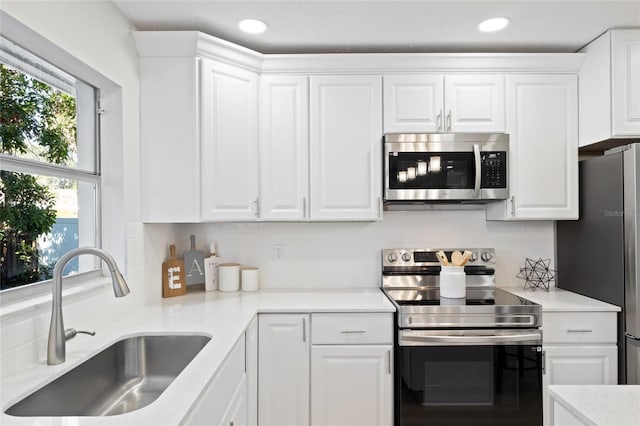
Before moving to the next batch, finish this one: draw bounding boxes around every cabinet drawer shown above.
[311,313,393,344]
[543,312,617,344]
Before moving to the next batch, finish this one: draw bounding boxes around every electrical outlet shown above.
[273,244,285,261]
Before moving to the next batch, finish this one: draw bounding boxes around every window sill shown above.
[0,274,112,325]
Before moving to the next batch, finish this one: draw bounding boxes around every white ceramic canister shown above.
[241,267,259,292]
[218,263,240,292]
[439,266,466,298]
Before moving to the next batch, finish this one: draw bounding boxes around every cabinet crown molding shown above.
[133,31,264,72]
[133,31,585,74]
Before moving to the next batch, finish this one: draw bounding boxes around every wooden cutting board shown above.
[162,245,187,297]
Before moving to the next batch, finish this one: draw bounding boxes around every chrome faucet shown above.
[47,247,130,365]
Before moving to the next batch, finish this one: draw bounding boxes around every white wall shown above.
[1,0,141,224]
[173,210,555,289]
[0,1,144,375]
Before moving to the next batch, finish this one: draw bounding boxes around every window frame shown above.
[1,37,103,291]
[0,10,125,313]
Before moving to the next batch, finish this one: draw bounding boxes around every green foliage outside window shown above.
[0,63,77,289]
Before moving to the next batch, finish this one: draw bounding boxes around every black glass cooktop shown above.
[384,287,536,307]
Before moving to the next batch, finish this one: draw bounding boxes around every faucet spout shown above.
[47,247,130,365]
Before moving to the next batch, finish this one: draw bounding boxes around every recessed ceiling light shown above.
[238,19,268,34]
[477,17,510,33]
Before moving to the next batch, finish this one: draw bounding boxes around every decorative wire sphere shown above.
[516,258,556,292]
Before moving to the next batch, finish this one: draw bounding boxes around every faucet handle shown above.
[64,328,96,341]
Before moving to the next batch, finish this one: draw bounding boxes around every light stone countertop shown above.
[549,385,640,426]
[503,286,621,312]
[0,288,395,426]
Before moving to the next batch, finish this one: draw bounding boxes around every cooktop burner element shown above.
[381,248,541,329]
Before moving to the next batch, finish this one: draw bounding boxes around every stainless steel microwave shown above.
[384,133,509,204]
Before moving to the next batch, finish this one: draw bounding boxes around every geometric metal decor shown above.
[516,258,556,292]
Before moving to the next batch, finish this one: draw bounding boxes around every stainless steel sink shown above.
[5,334,211,417]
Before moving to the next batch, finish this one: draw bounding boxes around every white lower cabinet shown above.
[311,345,393,426]
[245,316,258,426]
[543,346,617,426]
[258,312,393,426]
[219,374,248,426]
[184,334,247,426]
[258,314,310,426]
[551,399,586,426]
[541,311,618,426]
[310,313,393,426]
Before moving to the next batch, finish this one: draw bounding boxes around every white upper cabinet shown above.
[201,59,259,221]
[138,56,202,222]
[136,31,584,223]
[383,75,443,132]
[310,75,383,221]
[612,30,640,137]
[134,31,262,223]
[445,75,505,132]
[486,74,578,220]
[383,75,505,133]
[259,75,310,220]
[579,29,640,146]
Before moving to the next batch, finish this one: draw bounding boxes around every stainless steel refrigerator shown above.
[557,143,640,385]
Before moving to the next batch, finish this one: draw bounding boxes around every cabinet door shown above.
[245,316,258,426]
[612,29,640,136]
[219,374,248,426]
[311,345,393,426]
[383,75,444,133]
[259,75,309,220]
[258,314,310,426]
[542,345,617,426]
[201,59,258,221]
[183,335,246,425]
[492,74,578,220]
[139,56,201,222]
[310,75,383,221]
[444,75,505,132]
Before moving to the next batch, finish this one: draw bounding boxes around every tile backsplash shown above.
[173,210,554,289]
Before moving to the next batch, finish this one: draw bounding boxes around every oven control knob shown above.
[480,251,493,262]
[387,253,398,262]
[402,252,412,262]
[469,251,478,262]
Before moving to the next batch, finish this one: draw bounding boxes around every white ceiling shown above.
[114,0,640,54]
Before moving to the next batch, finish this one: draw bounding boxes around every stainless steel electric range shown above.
[382,248,543,426]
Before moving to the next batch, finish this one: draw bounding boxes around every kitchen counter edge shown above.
[503,286,621,312]
[1,288,395,426]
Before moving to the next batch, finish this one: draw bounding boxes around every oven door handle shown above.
[473,143,482,199]
[400,330,542,346]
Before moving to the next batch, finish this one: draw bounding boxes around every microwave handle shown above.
[473,144,481,199]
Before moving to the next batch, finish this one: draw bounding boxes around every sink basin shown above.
[5,334,211,417]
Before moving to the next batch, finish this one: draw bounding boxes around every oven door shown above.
[396,329,543,426]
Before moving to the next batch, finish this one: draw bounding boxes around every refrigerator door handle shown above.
[625,332,640,341]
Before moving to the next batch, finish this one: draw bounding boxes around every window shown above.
[0,36,101,291]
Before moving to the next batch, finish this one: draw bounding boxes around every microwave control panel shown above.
[480,152,507,188]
